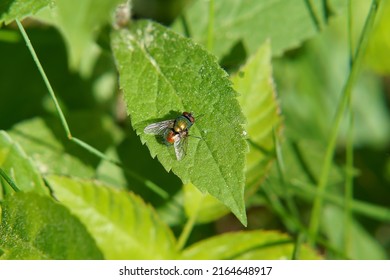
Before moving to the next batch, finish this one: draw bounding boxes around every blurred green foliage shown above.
[0,0,389,259]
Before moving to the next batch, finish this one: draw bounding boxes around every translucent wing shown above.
[173,133,188,161]
[144,120,174,135]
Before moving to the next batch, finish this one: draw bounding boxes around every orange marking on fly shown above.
[164,130,176,144]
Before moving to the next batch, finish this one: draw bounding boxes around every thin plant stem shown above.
[292,232,305,260]
[262,185,298,233]
[274,131,300,222]
[15,19,168,199]
[16,19,71,139]
[261,185,348,259]
[0,168,20,193]
[71,137,169,198]
[176,195,203,251]
[71,137,122,165]
[308,0,381,245]
[344,108,354,255]
[348,0,355,63]
[291,180,390,222]
[207,0,214,52]
[305,0,322,31]
[322,0,329,24]
[180,14,191,38]
[343,0,355,256]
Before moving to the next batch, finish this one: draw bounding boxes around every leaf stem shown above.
[261,185,348,259]
[292,232,305,260]
[0,168,20,193]
[274,132,300,221]
[343,107,354,255]
[207,0,215,51]
[291,180,390,222]
[15,19,168,199]
[308,0,381,245]
[304,0,322,31]
[15,19,72,139]
[71,137,168,198]
[348,0,354,64]
[343,0,355,257]
[321,0,329,24]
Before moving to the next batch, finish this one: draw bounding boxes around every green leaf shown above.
[0,131,48,195]
[233,40,282,189]
[365,0,390,74]
[8,113,119,178]
[0,192,103,259]
[34,0,124,73]
[111,20,248,225]
[47,175,177,259]
[184,41,282,224]
[0,0,50,24]
[181,230,321,260]
[173,0,339,59]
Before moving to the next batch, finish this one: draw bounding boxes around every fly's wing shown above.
[173,133,188,161]
[144,120,174,135]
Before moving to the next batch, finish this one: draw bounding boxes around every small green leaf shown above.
[0,0,50,24]
[0,131,48,195]
[111,20,248,225]
[47,175,177,259]
[181,230,321,260]
[0,192,103,259]
[173,0,340,59]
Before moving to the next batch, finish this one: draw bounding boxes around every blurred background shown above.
[0,0,389,259]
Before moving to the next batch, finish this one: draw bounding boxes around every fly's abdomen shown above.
[163,129,176,145]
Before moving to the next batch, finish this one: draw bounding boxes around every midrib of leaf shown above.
[136,39,165,76]
[0,146,11,166]
[241,90,269,111]
[251,106,277,127]
[78,0,93,26]
[131,33,181,107]
[52,184,160,258]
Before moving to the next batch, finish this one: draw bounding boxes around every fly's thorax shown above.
[174,115,194,133]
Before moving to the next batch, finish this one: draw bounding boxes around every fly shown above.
[144,112,195,160]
